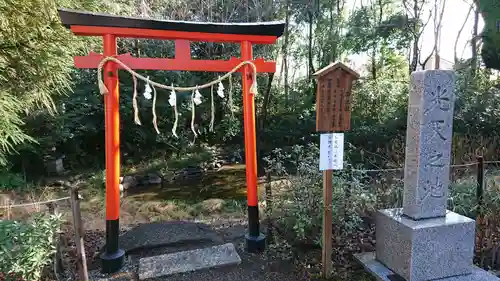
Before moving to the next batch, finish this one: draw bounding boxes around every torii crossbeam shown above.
[58,9,284,273]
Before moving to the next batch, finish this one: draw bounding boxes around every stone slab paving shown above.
[89,245,301,281]
[90,220,302,281]
[355,252,500,281]
[138,243,241,280]
[116,221,224,253]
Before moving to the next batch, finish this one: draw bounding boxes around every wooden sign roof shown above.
[313,62,360,79]
[314,61,360,132]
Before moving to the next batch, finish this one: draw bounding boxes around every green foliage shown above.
[454,66,500,138]
[0,0,114,166]
[0,0,497,185]
[344,3,413,54]
[448,178,476,218]
[89,169,106,189]
[0,213,63,281]
[449,169,500,219]
[0,170,26,190]
[264,145,376,245]
[478,0,500,70]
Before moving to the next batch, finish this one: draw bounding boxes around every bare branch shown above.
[420,49,435,69]
[460,40,469,59]
[432,0,447,69]
[402,0,413,18]
[417,0,427,16]
[454,4,473,62]
[416,9,433,37]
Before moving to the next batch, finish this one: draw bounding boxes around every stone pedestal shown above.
[355,252,500,281]
[375,209,475,281]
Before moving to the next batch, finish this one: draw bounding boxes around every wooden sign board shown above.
[313,62,359,132]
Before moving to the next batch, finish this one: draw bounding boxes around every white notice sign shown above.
[319,133,344,171]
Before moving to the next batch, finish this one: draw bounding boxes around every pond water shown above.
[124,164,266,202]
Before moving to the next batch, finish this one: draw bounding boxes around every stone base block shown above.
[355,252,500,281]
[376,208,475,281]
[138,243,241,280]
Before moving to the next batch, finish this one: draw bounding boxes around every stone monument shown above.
[355,70,500,281]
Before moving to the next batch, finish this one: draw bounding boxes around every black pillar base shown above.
[245,233,266,253]
[246,205,265,253]
[101,219,124,273]
[100,249,125,274]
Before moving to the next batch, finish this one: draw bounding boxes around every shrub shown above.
[88,169,106,189]
[448,177,477,218]
[0,171,26,191]
[0,213,63,281]
[265,144,376,246]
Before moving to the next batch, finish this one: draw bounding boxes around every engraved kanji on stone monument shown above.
[402,70,456,220]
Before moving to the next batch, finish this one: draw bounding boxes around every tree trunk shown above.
[409,0,420,73]
[471,4,480,75]
[410,39,419,73]
[308,11,315,81]
[371,48,377,80]
[260,73,274,131]
[283,0,290,107]
[328,3,334,63]
[405,0,433,73]
[433,0,447,70]
[257,73,274,175]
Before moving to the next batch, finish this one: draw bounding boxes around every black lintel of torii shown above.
[58,8,285,37]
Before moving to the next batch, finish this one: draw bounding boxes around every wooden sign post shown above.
[313,62,359,278]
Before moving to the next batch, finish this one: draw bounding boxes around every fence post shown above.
[70,187,88,281]
[46,202,64,274]
[476,156,484,219]
[476,155,485,268]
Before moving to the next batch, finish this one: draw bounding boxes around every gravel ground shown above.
[62,216,309,281]
[61,216,375,281]
[87,238,306,281]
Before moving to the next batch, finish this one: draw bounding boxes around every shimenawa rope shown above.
[97,56,258,94]
[97,56,258,137]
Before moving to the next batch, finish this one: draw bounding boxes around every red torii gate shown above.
[58,9,284,273]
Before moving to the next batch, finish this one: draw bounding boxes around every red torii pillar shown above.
[58,9,284,273]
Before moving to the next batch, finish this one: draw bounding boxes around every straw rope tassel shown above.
[228,74,234,117]
[250,78,258,95]
[173,105,179,138]
[210,84,215,132]
[152,85,160,134]
[170,86,179,138]
[132,75,141,125]
[191,90,197,138]
[98,79,108,95]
